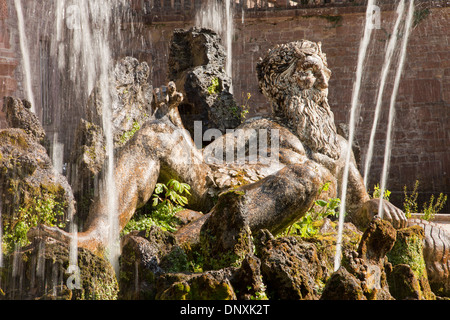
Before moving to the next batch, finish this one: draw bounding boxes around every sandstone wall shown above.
[129,5,449,211]
[1,0,448,211]
[0,0,17,128]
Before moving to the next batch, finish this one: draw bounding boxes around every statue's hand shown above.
[356,198,407,229]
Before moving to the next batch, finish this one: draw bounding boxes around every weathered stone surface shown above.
[0,236,118,300]
[256,231,323,300]
[407,218,450,298]
[174,209,204,226]
[85,56,154,147]
[175,212,211,246]
[321,218,396,300]
[2,97,47,146]
[320,267,366,300]
[168,27,242,138]
[155,271,236,300]
[0,128,75,229]
[387,224,435,300]
[69,119,106,178]
[386,263,428,300]
[67,119,105,225]
[357,218,397,263]
[119,226,189,300]
[200,162,324,268]
[228,254,265,300]
[301,219,363,279]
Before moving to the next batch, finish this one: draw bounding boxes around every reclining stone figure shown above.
[28,39,408,256]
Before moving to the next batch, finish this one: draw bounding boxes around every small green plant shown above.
[372,183,391,201]
[230,92,251,124]
[249,280,268,300]
[403,180,419,218]
[422,193,447,221]
[2,193,66,252]
[122,179,191,236]
[403,180,447,221]
[285,182,341,238]
[207,77,220,95]
[240,92,251,120]
[119,121,141,145]
[413,8,430,28]
[152,179,191,212]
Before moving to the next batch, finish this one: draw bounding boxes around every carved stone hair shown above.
[256,40,341,160]
[256,40,328,101]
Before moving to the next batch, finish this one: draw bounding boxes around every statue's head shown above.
[257,40,331,101]
[256,40,340,160]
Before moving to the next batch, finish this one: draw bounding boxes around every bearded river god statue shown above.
[29,40,438,267]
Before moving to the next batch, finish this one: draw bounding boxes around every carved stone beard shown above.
[276,86,341,160]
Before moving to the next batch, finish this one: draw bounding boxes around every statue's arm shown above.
[346,157,407,229]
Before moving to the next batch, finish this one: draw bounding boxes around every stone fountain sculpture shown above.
[18,29,448,297]
[28,38,406,254]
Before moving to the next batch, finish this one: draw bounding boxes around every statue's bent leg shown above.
[200,160,329,265]
[28,120,212,254]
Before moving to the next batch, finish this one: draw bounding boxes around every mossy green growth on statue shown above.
[2,191,67,253]
[119,120,141,145]
[0,237,118,300]
[0,130,30,149]
[199,226,252,271]
[207,77,220,95]
[157,273,235,300]
[387,225,435,300]
[387,226,427,279]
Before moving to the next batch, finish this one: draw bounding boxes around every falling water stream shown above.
[334,0,415,271]
[13,0,35,113]
[225,0,233,90]
[53,0,124,274]
[363,0,406,188]
[195,0,234,92]
[334,0,377,272]
[378,0,415,218]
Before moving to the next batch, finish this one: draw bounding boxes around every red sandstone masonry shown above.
[1,1,449,211]
[0,0,17,128]
[124,6,450,210]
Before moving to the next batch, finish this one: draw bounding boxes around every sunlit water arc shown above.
[334,0,377,272]
[378,0,415,218]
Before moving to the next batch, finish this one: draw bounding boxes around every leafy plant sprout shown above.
[285,182,342,238]
[122,179,192,236]
[372,183,391,201]
[152,179,191,212]
[207,77,220,95]
[403,180,447,221]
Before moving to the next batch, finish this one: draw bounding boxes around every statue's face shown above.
[294,53,331,92]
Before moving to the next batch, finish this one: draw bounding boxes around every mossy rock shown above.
[387,225,435,300]
[119,226,190,300]
[156,272,236,300]
[320,267,366,300]
[302,219,363,279]
[0,129,31,150]
[0,237,118,300]
[200,224,252,270]
[0,128,75,251]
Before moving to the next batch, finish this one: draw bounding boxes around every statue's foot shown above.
[356,198,407,230]
[27,224,72,244]
[28,224,109,256]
